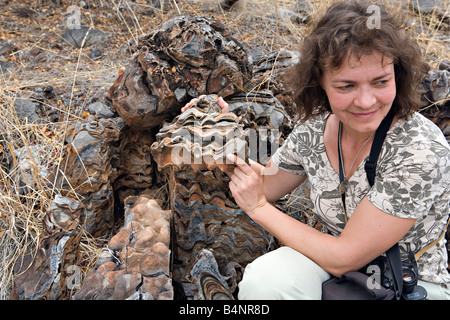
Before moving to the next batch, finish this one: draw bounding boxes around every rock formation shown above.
[151,94,284,299]
[108,15,252,130]
[420,69,450,144]
[10,195,84,300]
[73,195,172,300]
[60,116,125,237]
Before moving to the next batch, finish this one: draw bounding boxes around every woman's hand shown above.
[226,154,268,218]
[180,95,229,113]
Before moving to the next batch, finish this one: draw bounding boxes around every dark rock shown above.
[10,196,84,300]
[90,48,104,60]
[13,95,40,123]
[109,16,252,130]
[0,60,13,74]
[60,116,125,236]
[439,59,450,72]
[62,26,109,48]
[86,101,115,118]
[0,42,19,58]
[221,0,241,10]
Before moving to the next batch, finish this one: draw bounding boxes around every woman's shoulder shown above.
[380,112,450,183]
[291,112,328,134]
[390,112,449,149]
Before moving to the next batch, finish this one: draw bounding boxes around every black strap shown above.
[364,108,403,299]
[365,109,403,299]
[364,107,396,186]
[337,123,347,214]
[385,244,403,299]
[338,108,395,216]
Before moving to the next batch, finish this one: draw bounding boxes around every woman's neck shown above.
[339,123,375,148]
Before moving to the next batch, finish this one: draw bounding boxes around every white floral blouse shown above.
[272,112,450,284]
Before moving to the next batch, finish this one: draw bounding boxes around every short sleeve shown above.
[367,139,450,219]
[271,123,306,176]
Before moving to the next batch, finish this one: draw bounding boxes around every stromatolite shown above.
[10,195,84,300]
[73,195,173,300]
[419,69,450,143]
[251,48,300,118]
[109,15,252,130]
[151,95,277,299]
[61,116,125,237]
[151,94,248,175]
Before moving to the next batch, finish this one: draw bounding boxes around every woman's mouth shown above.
[350,110,377,119]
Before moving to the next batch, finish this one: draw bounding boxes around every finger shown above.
[228,180,243,202]
[218,97,229,113]
[248,158,263,175]
[181,99,197,112]
[228,180,237,194]
[226,153,245,166]
[233,166,248,181]
[181,95,206,112]
[226,154,253,175]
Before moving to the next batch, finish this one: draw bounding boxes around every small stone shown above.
[62,26,109,49]
[86,101,115,118]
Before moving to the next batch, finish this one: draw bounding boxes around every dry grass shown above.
[0,0,448,300]
[0,89,52,298]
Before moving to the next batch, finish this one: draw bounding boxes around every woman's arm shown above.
[254,197,415,276]
[227,155,416,277]
[246,158,307,203]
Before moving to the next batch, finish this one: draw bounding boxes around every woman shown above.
[184,1,450,299]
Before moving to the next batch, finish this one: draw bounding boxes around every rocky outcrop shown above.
[61,116,125,237]
[419,69,450,143]
[108,16,252,130]
[10,195,84,300]
[150,94,280,299]
[73,195,172,300]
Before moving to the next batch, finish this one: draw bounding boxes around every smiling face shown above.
[321,51,397,138]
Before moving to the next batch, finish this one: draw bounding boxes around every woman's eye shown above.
[375,80,388,86]
[339,84,354,90]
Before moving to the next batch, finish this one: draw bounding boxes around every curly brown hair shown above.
[284,0,429,121]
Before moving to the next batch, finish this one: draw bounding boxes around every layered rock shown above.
[250,48,300,118]
[151,95,278,299]
[108,15,252,130]
[10,195,84,300]
[73,195,173,300]
[60,116,125,237]
[419,69,450,143]
[151,94,248,175]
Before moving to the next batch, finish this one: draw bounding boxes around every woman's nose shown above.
[354,86,377,109]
